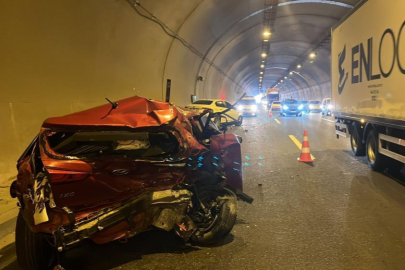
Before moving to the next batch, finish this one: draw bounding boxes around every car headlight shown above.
[327,104,333,109]
[298,105,304,110]
[283,105,289,110]
[320,105,324,109]
[252,105,258,111]
[309,105,314,109]
[237,105,243,110]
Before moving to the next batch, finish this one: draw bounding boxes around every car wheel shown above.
[366,129,386,171]
[16,211,56,270]
[191,186,237,245]
[350,122,365,156]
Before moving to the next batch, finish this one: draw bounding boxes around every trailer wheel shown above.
[366,130,386,171]
[350,123,365,156]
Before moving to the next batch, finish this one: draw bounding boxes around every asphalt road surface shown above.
[2,111,405,270]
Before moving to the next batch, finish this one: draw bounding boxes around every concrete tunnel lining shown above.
[0,0,360,181]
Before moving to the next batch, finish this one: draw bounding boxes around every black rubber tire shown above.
[350,123,365,156]
[191,186,237,245]
[15,211,56,270]
[366,130,386,172]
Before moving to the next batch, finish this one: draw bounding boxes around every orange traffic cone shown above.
[298,130,314,162]
[268,110,273,118]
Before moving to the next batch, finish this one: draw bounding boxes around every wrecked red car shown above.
[10,96,252,270]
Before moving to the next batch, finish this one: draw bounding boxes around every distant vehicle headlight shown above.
[283,105,289,110]
[237,105,243,110]
[252,105,258,112]
[309,105,314,109]
[298,105,304,110]
[327,104,333,109]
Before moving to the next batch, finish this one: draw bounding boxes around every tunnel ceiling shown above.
[147,0,363,100]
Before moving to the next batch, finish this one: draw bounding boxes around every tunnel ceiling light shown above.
[284,76,287,79]
[259,76,262,79]
[261,60,265,63]
[289,72,293,75]
[261,53,267,58]
[309,52,316,59]
[297,64,302,69]
[260,65,265,68]
[310,60,314,64]
[263,39,269,42]
[281,80,284,82]
[260,72,263,75]
[263,31,271,37]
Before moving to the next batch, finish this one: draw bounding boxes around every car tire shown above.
[16,211,56,270]
[191,186,237,245]
[350,123,365,156]
[366,129,386,171]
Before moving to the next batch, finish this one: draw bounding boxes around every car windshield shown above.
[239,99,256,105]
[310,101,321,104]
[193,100,213,105]
[283,99,298,104]
[273,101,281,104]
[300,101,308,104]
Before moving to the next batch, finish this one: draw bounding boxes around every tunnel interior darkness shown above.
[0,0,360,179]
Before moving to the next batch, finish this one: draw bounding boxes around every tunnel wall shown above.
[0,0,212,181]
[0,0,352,181]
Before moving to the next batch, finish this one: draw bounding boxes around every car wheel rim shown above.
[352,133,357,151]
[368,139,376,164]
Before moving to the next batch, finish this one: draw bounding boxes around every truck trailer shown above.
[333,0,405,171]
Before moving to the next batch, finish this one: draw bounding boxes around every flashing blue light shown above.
[187,164,192,167]
[245,156,250,160]
[188,157,193,161]
[234,161,240,165]
[258,163,263,166]
[245,162,250,166]
[233,168,240,171]
[198,163,203,167]
[213,156,219,160]
[212,162,218,166]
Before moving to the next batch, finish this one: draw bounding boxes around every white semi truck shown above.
[332,0,405,171]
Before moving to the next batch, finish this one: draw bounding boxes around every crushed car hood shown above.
[43,96,195,129]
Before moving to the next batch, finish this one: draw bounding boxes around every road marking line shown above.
[321,118,335,123]
[275,119,281,124]
[289,135,316,160]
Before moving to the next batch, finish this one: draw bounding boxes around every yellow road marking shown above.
[275,118,281,124]
[321,118,335,123]
[289,135,316,160]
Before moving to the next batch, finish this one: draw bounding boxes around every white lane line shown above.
[275,118,281,124]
